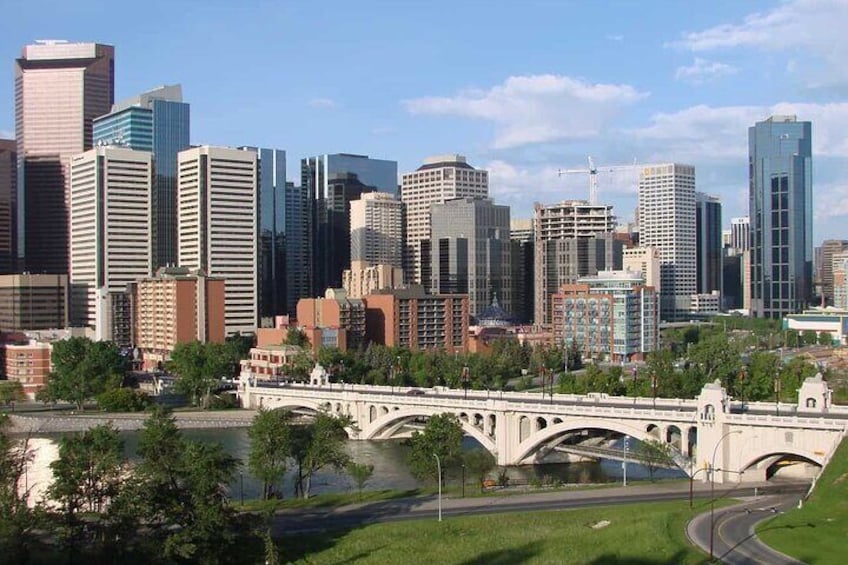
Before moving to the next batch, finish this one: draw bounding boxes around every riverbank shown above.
[5,408,258,433]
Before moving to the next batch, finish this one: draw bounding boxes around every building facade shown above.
[819,240,848,306]
[430,197,511,318]
[0,274,69,331]
[301,154,398,294]
[533,200,620,326]
[131,267,225,370]
[551,270,658,363]
[749,115,813,319]
[238,147,288,324]
[69,147,152,341]
[622,247,661,294]
[15,41,115,274]
[730,216,750,254]
[401,155,488,288]
[342,264,404,299]
[93,84,190,268]
[2,340,52,398]
[350,191,404,270]
[510,218,534,324]
[178,146,258,336]
[638,164,697,321]
[363,285,469,353]
[0,140,15,273]
[296,288,365,350]
[696,192,722,296]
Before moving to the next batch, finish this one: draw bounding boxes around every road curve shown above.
[687,495,805,564]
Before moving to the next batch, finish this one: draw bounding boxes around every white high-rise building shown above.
[178,146,258,335]
[730,216,750,253]
[638,164,696,321]
[69,147,152,340]
[350,191,403,270]
[401,155,488,287]
[623,246,661,294]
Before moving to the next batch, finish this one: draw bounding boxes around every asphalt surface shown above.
[270,480,808,536]
[687,494,806,564]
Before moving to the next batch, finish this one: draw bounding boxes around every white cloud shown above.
[814,181,848,221]
[0,130,12,140]
[670,0,848,88]
[404,74,648,149]
[606,34,624,42]
[628,102,848,161]
[308,97,336,109]
[675,58,737,83]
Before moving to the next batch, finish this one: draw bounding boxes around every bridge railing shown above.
[725,411,848,430]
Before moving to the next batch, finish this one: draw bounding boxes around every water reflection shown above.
[26,429,685,504]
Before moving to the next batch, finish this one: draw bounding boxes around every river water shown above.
[23,429,685,504]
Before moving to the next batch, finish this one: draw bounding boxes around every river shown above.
[23,429,685,505]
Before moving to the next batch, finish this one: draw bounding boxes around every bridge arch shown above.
[513,418,687,469]
[255,397,325,413]
[360,407,497,454]
[739,448,824,477]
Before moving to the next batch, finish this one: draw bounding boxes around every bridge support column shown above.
[495,410,519,466]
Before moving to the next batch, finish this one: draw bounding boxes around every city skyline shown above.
[1,1,847,243]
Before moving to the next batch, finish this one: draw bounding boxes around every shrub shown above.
[97,387,150,412]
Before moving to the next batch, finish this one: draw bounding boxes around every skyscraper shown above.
[284,181,311,315]
[749,115,813,319]
[533,200,621,325]
[350,192,404,269]
[240,147,287,324]
[0,140,15,273]
[730,216,750,253]
[15,41,115,274]
[401,155,488,288]
[819,240,848,306]
[510,218,535,324]
[69,147,152,341]
[430,197,511,318]
[178,146,258,335]
[93,85,190,268]
[695,192,722,295]
[638,164,696,321]
[301,154,398,293]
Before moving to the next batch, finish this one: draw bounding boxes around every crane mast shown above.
[558,156,637,204]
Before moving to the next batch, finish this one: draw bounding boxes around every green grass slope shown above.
[758,437,848,564]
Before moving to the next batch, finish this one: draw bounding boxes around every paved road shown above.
[271,480,807,535]
[687,495,806,564]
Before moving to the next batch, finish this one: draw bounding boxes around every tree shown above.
[407,413,464,485]
[802,330,818,346]
[43,337,125,410]
[285,328,309,348]
[48,424,125,516]
[289,412,352,498]
[633,439,673,481]
[224,332,255,377]
[0,381,25,407]
[96,387,150,412]
[463,449,496,492]
[169,341,231,407]
[346,462,374,500]
[248,409,294,500]
[818,331,834,346]
[0,414,37,562]
[131,407,239,563]
[742,351,781,401]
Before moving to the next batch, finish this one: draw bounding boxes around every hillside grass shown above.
[757,437,848,564]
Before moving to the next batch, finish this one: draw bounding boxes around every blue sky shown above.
[2,0,847,242]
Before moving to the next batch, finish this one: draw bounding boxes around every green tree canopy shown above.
[463,448,496,492]
[0,414,37,562]
[633,439,674,481]
[248,408,294,500]
[290,412,352,498]
[43,337,125,410]
[407,413,464,485]
[169,341,231,407]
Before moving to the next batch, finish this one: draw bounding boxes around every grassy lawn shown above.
[275,500,717,565]
[757,437,848,564]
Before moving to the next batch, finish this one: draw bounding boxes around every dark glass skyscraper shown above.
[301,154,398,293]
[695,192,722,295]
[93,85,190,268]
[240,147,287,323]
[749,115,813,319]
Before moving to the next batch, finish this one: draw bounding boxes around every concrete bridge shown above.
[238,368,848,483]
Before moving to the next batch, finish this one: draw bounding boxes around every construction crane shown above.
[558,156,638,205]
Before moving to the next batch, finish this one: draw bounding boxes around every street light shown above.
[461,365,470,400]
[622,436,629,487]
[709,430,742,561]
[774,377,782,416]
[650,374,658,409]
[434,453,442,522]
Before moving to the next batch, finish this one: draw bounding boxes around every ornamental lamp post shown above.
[709,430,743,561]
[461,365,471,400]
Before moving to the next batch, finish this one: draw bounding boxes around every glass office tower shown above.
[301,154,398,293]
[240,147,289,323]
[94,85,190,268]
[749,115,813,319]
[15,41,115,274]
[695,192,722,295]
